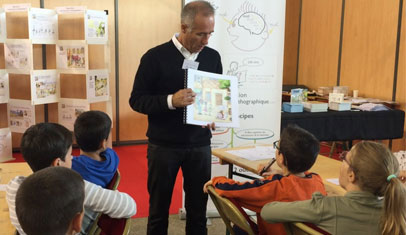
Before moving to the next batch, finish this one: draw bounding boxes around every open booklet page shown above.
[185,69,239,128]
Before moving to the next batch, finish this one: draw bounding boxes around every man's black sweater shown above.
[129,40,223,147]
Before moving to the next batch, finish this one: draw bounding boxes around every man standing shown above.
[129,1,222,235]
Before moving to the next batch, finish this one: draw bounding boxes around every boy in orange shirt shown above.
[204,125,326,235]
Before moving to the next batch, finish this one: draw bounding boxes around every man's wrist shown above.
[167,95,175,110]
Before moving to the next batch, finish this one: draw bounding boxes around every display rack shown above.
[0,4,112,162]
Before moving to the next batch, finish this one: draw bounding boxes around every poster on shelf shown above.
[4,40,33,73]
[29,8,58,44]
[0,9,6,42]
[0,70,9,104]
[85,10,108,44]
[87,69,109,103]
[56,41,88,73]
[0,127,13,162]
[31,70,59,105]
[7,99,35,133]
[58,98,89,131]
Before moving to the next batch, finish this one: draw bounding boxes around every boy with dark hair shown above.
[6,123,136,235]
[16,167,85,235]
[72,110,118,188]
[203,125,326,235]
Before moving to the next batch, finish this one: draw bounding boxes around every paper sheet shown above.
[326,178,340,185]
[226,146,276,161]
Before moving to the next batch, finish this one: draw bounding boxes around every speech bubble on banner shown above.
[235,129,274,140]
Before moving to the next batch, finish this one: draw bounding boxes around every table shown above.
[281,109,405,141]
[0,163,32,235]
[212,146,346,196]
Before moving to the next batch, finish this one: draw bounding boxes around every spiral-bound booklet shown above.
[184,69,239,128]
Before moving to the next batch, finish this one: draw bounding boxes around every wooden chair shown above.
[284,222,330,235]
[88,170,132,235]
[207,185,257,235]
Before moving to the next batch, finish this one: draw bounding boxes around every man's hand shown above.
[202,122,216,131]
[203,180,213,193]
[172,88,196,108]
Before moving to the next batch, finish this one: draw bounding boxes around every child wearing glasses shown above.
[203,125,326,235]
[261,141,406,235]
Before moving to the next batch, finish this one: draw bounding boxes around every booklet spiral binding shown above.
[183,69,188,124]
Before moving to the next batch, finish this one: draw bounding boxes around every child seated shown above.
[261,141,406,235]
[6,123,136,235]
[72,110,118,188]
[16,167,85,235]
[203,125,326,235]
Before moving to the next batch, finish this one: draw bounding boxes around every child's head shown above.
[340,141,406,235]
[278,125,320,174]
[341,141,399,195]
[74,110,112,152]
[21,123,73,172]
[16,167,85,235]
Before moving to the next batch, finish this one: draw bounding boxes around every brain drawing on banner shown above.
[226,2,272,52]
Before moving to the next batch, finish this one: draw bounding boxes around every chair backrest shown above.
[284,222,330,235]
[106,169,121,190]
[207,185,257,235]
[88,170,130,235]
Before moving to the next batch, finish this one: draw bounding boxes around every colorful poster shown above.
[87,70,109,103]
[0,128,13,162]
[0,71,9,104]
[4,40,33,72]
[186,69,239,127]
[85,10,108,44]
[56,42,88,72]
[58,98,90,131]
[29,8,58,44]
[31,70,59,105]
[7,99,35,133]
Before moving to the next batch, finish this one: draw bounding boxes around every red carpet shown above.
[113,145,183,218]
[7,145,183,219]
[6,142,341,219]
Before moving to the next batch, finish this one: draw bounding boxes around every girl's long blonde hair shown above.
[350,141,406,235]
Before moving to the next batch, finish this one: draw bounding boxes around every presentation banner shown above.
[184,0,286,211]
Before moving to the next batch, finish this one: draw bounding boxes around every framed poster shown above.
[56,41,88,73]
[0,127,13,162]
[30,70,59,105]
[87,69,109,103]
[7,99,35,133]
[85,9,108,44]
[58,98,89,131]
[4,39,33,73]
[0,70,9,104]
[29,8,58,44]
[0,9,6,42]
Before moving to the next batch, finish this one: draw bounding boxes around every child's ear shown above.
[51,158,60,167]
[71,211,84,234]
[100,139,107,150]
[348,169,356,184]
[276,152,285,166]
